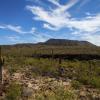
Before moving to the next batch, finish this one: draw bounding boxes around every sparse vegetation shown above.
[1,39,100,99]
[35,86,75,100]
[6,82,22,100]
[71,80,81,89]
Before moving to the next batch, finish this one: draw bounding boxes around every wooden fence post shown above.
[0,46,4,84]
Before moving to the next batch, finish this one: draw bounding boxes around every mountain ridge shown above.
[0,38,97,47]
[39,39,96,47]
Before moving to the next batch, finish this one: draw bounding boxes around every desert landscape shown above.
[0,39,100,100]
[0,0,100,100]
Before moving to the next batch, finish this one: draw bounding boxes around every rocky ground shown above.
[0,68,100,100]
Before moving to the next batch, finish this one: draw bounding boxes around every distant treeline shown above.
[32,54,100,60]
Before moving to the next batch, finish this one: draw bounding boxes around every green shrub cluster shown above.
[6,83,22,100]
[71,80,81,89]
[35,86,75,100]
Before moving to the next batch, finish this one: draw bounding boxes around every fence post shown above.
[0,46,4,84]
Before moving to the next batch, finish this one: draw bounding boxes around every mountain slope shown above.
[43,39,96,46]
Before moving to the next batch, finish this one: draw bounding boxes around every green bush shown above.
[71,80,81,89]
[6,83,22,100]
[54,87,75,100]
[35,86,75,100]
[90,77,100,88]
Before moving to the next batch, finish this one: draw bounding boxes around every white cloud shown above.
[26,0,100,45]
[29,27,36,34]
[48,0,61,7]
[43,23,59,31]
[26,3,100,33]
[69,14,100,33]
[5,32,51,44]
[0,24,36,34]
[26,0,78,30]
[80,33,100,46]
[6,36,20,42]
[26,0,40,2]
[0,25,6,29]
[5,35,31,44]
[0,23,52,43]
[48,0,79,11]
[77,0,91,10]
[6,25,28,34]
[26,5,68,30]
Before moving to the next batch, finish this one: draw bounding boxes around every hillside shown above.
[1,39,100,57]
[42,39,96,46]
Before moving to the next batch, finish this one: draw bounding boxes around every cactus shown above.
[0,46,4,84]
[51,49,54,59]
[58,58,63,76]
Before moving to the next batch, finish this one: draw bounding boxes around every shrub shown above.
[90,77,100,89]
[54,86,75,100]
[6,83,22,100]
[35,86,75,100]
[71,80,81,89]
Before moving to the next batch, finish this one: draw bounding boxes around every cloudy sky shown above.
[0,0,100,45]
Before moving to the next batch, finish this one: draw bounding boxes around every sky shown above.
[0,0,100,45]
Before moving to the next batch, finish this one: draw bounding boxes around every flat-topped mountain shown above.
[1,38,100,57]
[1,38,96,47]
[42,39,95,46]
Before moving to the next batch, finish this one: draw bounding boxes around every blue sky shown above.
[0,0,100,45]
